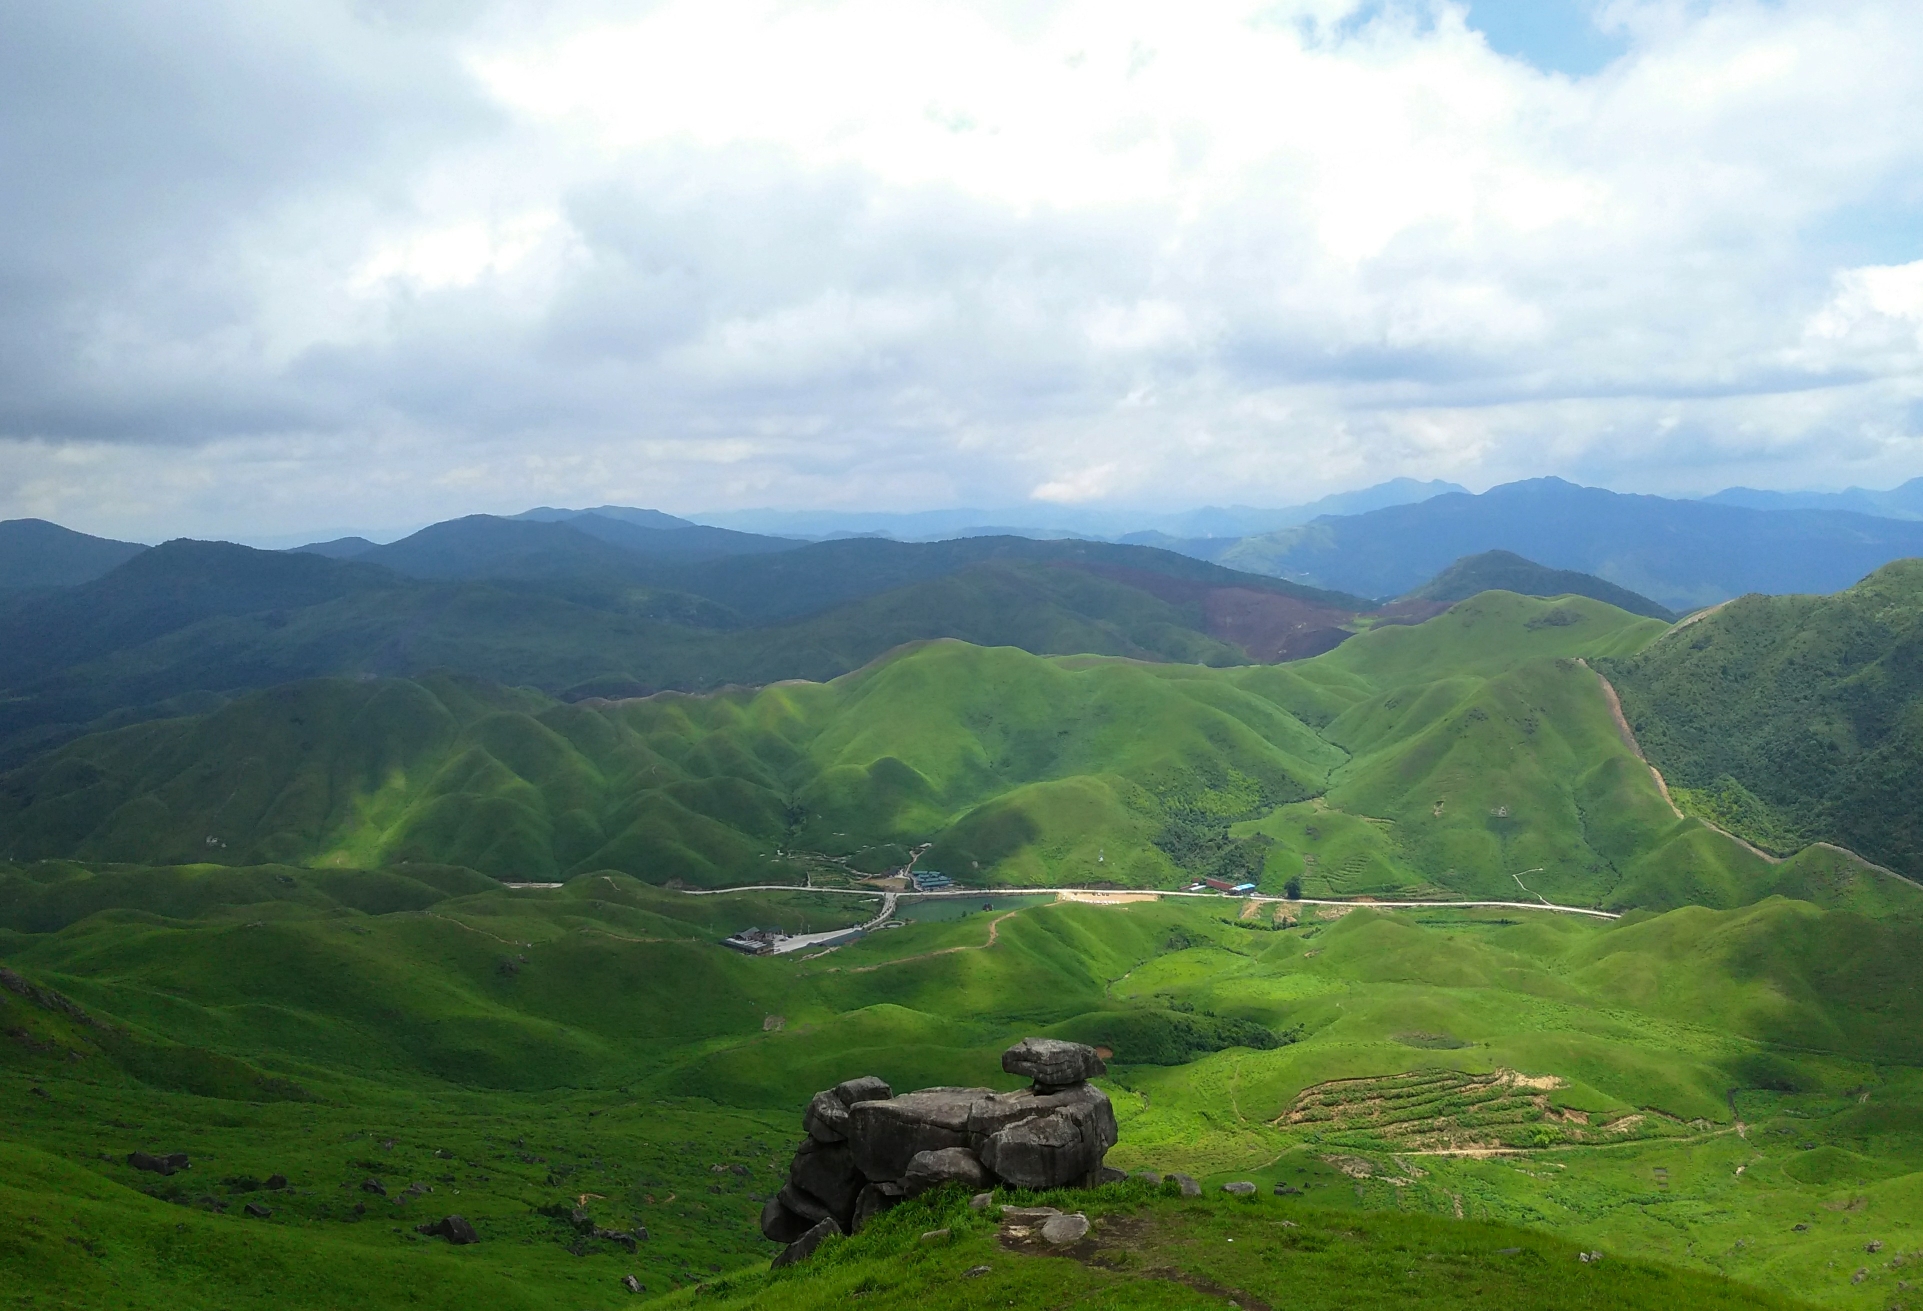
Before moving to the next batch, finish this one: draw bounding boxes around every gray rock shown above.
[360,1178,387,1196]
[902,1147,989,1197]
[759,1195,815,1244]
[771,1216,840,1269]
[128,1151,190,1177]
[1135,1171,1163,1185]
[1170,1173,1201,1197]
[622,1274,642,1294]
[1039,1212,1090,1245]
[775,1182,835,1228]
[416,1215,478,1244]
[243,1202,272,1218]
[969,1191,994,1210]
[999,1206,1062,1223]
[264,1174,287,1190]
[976,1086,1119,1190]
[1096,1165,1128,1185]
[850,1181,903,1233]
[1001,1037,1106,1088]
[1273,1183,1300,1196]
[1222,1181,1256,1196]
[848,1087,987,1182]
[963,1265,992,1278]
[834,1075,892,1105]
[804,1090,851,1143]
[789,1139,864,1228]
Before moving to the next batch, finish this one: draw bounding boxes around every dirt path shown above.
[814,910,1019,974]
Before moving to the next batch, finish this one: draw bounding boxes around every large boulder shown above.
[803,1091,851,1143]
[1002,1038,1105,1089]
[788,1139,864,1229]
[850,1181,903,1233]
[771,1216,840,1269]
[759,1195,816,1244]
[847,1088,986,1182]
[902,1147,989,1197]
[835,1076,892,1104]
[977,1088,1118,1190]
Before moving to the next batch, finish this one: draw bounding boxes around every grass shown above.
[0,876,1918,1307]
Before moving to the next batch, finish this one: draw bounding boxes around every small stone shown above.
[969,1191,994,1210]
[264,1174,288,1190]
[1039,1212,1090,1245]
[1496,1247,1522,1256]
[1222,1181,1256,1196]
[771,1216,840,1269]
[1794,1223,1809,1232]
[1869,1241,1886,1253]
[1134,1171,1162,1186]
[243,1202,272,1219]
[128,1151,190,1177]
[963,1265,992,1278]
[416,1215,479,1244]
[920,1228,951,1242]
[1273,1183,1301,1196]
[1170,1173,1201,1197]
[1000,1206,1062,1223]
[621,1275,642,1294]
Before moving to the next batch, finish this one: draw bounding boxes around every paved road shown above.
[674,883,1619,920]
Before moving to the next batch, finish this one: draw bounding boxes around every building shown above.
[913,871,953,891]
[720,927,784,955]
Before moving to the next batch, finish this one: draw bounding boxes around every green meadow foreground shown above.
[2,875,1920,1308]
[3,580,1922,1308]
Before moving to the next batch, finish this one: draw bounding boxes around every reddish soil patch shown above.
[1066,563,1359,661]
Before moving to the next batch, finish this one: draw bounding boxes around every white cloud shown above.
[1,0,1922,538]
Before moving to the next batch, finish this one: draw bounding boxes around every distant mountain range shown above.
[1702,477,1923,520]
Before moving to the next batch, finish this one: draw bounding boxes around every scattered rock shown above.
[128,1151,190,1177]
[1794,1223,1809,1232]
[771,1216,840,1269]
[360,1178,387,1196]
[1002,1037,1105,1090]
[903,1147,989,1197]
[1001,1205,1062,1222]
[1222,1181,1256,1196]
[1496,1247,1522,1256]
[1095,1165,1127,1185]
[1274,1183,1301,1196]
[1039,1212,1090,1245]
[969,1192,994,1210]
[1135,1171,1163,1186]
[264,1174,288,1190]
[920,1228,951,1242]
[416,1215,478,1245]
[963,1264,992,1278]
[243,1202,272,1219]
[1869,1241,1886,1253]
[1579,1250,1603,1263]
[850,1181,903,1234]
[621,1274,642,1294]
[1170,1173,1201,1197]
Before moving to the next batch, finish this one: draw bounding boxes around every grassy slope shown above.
[0,879,1917,1307]
[11,590,1914,916]
[1601,558,1923,882]
[1405,550,1677,620]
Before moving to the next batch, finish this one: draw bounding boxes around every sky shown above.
[2,0,1922,542]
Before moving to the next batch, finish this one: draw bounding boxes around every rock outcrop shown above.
[759,1038,1118,1266]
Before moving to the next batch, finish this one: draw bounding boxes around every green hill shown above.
[9,589,1890,918]
[1599,558,1923,881]
[1404,550,1675,620]
[0,537,1369,766]
[0,872,1915,1307]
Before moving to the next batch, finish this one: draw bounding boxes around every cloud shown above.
[1,0,1921,539]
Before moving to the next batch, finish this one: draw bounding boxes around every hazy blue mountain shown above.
[1701,477,1923,521]
[1215,477,1923,609]
[513,504,698,529]
[291,536,378,558]
[0,519,148,589]
[355,515,649,582]
[688,478,1467,541]
[1405,550,1675,620]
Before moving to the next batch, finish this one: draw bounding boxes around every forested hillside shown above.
[1602,558,1923,880]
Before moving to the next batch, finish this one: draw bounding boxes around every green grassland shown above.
[1602,558,1923,881]
[1,872,1919,1308]
[12,589,1882,918]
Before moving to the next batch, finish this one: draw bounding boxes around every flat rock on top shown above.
[1002,1038,1105,1087]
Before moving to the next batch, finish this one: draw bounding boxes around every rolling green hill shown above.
[1600,558,1923,881]
[11,588,1899,919]
[0,872,1916,1308]
[1402,549,1676,620]
[0,537,1369,767]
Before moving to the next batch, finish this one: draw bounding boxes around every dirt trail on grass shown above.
[813,910,1020,974]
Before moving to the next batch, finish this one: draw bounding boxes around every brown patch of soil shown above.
[1064,563,1359,662]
